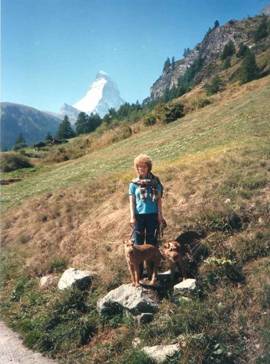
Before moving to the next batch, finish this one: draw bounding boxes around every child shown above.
[129,154,165,246]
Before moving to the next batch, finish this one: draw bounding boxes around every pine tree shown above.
[13,133,27,150]
[223,57,231,69]
[87,113,102,132]
[204,75,223,95]
[171,56,175,70]
[57,116,75,139]
[214,20,220,28]
[254,15,268,41]
[45,132,53,143]
[75,112,89,135]
[237,43,249,58]
[183,48,191,57]
[239,50,259,84]
[220,40,236,60]
[163,57,171,72]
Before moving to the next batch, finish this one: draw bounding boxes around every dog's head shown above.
[162,240,181,261]
[163,240,180,251]
[123,239,134,254]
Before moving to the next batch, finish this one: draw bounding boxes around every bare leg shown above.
[134,264,140,287]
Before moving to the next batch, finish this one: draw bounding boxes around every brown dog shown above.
[124,240,162,287]
[161,240,188,281]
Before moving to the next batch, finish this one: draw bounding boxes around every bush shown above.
[49,257,68,273]
[163,103,185,123]
[235,231,270,263]
[0,152,33,172]
[191,98,211,111]
[204,76,223,96]
[143,115,157,126]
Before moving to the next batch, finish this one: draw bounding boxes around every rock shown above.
[57,268,93,290]
[173,278,196,295]
[136,313,154,325]
[176,296,192,304]
[132,337,141,348]
[224,198,231,204]
[97,283,159,316]
[142,344,180,363]
[39,274,58,289]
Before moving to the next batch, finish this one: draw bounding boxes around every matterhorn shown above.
[60,71,125,122]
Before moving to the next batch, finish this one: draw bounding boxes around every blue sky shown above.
[2,0,269,112]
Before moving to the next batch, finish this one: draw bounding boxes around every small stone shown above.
[177,296,192,304]
[132,337,141,348]
[39,274,57,289]
[173,278,196,295]
[224,198,231,204]
[142,344,180,363]
[258,217,264,225]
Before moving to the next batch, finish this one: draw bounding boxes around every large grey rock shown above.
[97,283,159,316]
[57,268,93,290]
[142,344,180,363]
[173,278,196,295]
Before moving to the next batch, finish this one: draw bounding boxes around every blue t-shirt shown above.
[129,182,162,214]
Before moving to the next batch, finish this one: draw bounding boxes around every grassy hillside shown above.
[0,76,269,363]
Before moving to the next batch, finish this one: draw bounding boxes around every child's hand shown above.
[158,214,163,225]
[130,217,136,227]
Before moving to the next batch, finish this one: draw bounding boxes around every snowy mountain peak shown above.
[71,71,124,118]
[96,70,109,79]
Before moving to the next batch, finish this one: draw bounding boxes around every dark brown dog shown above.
[124,240,163,287]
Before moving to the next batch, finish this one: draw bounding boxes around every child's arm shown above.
[157,197,164,225]
[129,195,136,225]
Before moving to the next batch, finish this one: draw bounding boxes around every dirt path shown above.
[0,321,58,364]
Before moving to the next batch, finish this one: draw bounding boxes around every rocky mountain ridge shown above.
[150,15,267,100]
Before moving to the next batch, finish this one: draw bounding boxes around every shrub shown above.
[143,115,157,126]
[49,257,68,273]
[235,231,270,263]
[0,152,33,172]
[163,103,185,123]
[204,76,223,96]
[190,98,211,111]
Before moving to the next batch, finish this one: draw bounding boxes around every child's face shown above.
[136,163,149,177]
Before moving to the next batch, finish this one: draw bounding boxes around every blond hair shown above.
[133,154,152,172]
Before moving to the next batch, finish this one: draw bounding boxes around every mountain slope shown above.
[1,76,269,364]
[0,102,61,150]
